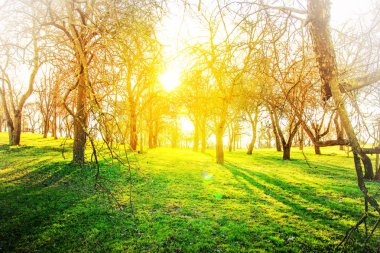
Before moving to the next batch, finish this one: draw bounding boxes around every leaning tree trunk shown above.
[247,110,259,155]
[308,0,380,246]
[308,0,372,178]
[269,109,282,152]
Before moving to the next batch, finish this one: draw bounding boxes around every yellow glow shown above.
[159,70,181,92]
[180,117,194,133]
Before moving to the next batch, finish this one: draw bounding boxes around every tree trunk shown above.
[52,103,57,139]
[247,128,257,154]
[171,123,178,148]
[269,110,282,152]
[228,125,233,152]
[72,70,87,164]
[139,113,143,154]
[247,111,258,155]
[266,127,272,148]
[148,124,154,148]
[153,122,158,148]
[201,118,207,153]
[299,129,304,151]
[274,127,282,152]
[314,144,321,155]
[9,110,22,146]
[43,117,49,138]
[247,139,254,155]
[193,118,199,151]
[129,100,138,151]
[314,136,321,155]
[216,121,225,165]
[362,153,374,180]
[283,144,291,160]
[375,154,380,180]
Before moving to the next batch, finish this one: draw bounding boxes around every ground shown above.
[0,133,378,252]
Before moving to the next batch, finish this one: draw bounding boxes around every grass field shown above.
[0,132,379,252]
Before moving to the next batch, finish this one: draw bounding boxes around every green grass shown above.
[1,132,379,252]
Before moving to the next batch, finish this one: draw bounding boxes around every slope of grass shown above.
[0,132,378,252]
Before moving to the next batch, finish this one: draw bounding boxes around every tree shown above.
[40,0,160,162]
[0,1,40,145]
[111,15,161,151]
[307,0,380,246]
[179,65,212,152]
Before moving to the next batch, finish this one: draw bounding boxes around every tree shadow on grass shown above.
[0,159,133,253]
[0,161,82,251]
[223,161,362,241]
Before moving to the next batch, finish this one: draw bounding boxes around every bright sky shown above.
[156,0,374,91]
[330,0,372,27]
[156,0,375,136]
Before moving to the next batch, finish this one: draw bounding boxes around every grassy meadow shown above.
[1,132,379,252]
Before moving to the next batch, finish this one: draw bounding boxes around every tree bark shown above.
[171,123,178,148]
[283,144,291,160]
[129,99,138,151]
[299,129,304,151]
[148,124,154,148]
[43,117,50,138]
[362,153,374,180]
[247,109,259,155]
[269,109,282,152]
[201,117,207,153]
[10,110,22,145]
[52,92,58,139]
[72,69,87,164]
[193,118,199,151]
[228,124,233,152]
[314,144,321,155]
[314,136,321,155]
[216,120,225,165]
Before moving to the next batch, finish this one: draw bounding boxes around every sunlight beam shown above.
[159,69,181,92]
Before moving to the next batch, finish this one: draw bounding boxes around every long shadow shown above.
[0,158,131,252]
[0,161,82,251]
[223,161,361,232]
[243,165,360,215]
[0,143,72,180]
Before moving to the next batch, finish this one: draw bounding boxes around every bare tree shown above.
[0,1,40,145]
[308,0,380,247]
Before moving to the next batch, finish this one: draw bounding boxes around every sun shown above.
[159,69,181,92]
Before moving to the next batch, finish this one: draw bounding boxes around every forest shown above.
[1,0,380,252]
